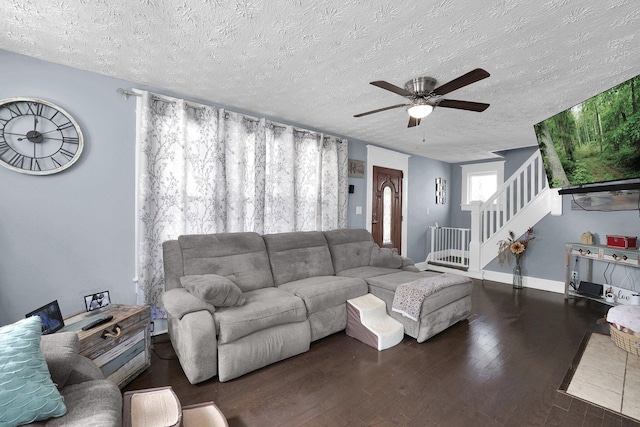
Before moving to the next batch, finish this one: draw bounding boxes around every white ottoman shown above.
[346,294,404,351]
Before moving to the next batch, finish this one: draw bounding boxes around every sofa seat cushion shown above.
[337,266,404,279]
[278,276,368,314]
[214,287,307,344]
[22,380,123,427]
[366,271,473,317]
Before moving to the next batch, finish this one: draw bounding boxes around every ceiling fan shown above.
[354,68,491,127]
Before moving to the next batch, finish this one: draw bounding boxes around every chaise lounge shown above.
[162,229,473,383]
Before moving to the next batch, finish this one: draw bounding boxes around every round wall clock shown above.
[0,97,84,175]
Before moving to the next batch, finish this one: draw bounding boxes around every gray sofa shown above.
[162,229,472,384]
[23,332,122,427]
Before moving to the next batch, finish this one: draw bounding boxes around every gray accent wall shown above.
[345,139,451,263]
[407,155,451,263]
[0,50,138,325]
[452,146,640,288]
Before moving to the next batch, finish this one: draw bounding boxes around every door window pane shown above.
[383,186,392,244]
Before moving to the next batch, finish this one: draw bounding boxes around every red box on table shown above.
[606,235,638,249]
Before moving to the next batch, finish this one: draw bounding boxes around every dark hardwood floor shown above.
[124,280,640,426]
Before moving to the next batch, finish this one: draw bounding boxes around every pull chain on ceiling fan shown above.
[354,68,491,128]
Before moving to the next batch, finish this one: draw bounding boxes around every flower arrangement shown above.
[498,227,535,265]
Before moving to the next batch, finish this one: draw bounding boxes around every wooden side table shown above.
[61,304,151,388]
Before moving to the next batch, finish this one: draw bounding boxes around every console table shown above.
[61,304,151,388]
[564,243,640,305]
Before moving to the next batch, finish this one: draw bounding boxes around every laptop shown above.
[25,300,65,335]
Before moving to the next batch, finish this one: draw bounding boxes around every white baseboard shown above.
[420,261,564,294]
[477,270,564,293]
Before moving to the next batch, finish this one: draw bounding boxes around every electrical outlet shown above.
[571,271,579,281]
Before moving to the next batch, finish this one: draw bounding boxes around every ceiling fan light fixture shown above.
[407,100,434,119]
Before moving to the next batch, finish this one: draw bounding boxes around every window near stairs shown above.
[460,161,504,211]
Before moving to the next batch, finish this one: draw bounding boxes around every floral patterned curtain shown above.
[135,91,347,315]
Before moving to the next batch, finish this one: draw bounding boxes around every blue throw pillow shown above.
[0,316,67,426]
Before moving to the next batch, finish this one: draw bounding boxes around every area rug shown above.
[559,331,640,421]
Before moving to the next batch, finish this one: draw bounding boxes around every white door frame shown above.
[366,145,410,255]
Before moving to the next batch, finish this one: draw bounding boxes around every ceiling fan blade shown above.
[433,68,490,96]
[354,103,408,117]
[438,99,490,112]
[408,116,421,127]
[370,81,415,97]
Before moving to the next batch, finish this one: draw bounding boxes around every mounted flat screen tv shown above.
[533,73,640,195]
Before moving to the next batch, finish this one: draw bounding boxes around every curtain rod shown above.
[117,88,205,111]
[117,88,343,142]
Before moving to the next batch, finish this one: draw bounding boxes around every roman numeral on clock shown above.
[0,140,10,155]
[57,121,75,131]
[9,152,25,168]
[30,158,41,171]
[59,148,76,160]
[7,104,23,118]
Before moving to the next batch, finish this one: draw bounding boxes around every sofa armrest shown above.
[40,331,106,388]
[163,288,216,319]
[65,355,105,385]
[40,332,79,388]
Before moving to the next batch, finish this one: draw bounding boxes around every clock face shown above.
[0,97,84,175]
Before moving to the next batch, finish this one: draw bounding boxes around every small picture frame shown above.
[435,178,447,204]
[84,291,111,312]
[348,159,365,178]
[25,300,65,335]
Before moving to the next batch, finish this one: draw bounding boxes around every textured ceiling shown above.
[1,0,639,163]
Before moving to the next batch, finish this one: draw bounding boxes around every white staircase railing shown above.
[469,151,553,270]
[427,226,470,269]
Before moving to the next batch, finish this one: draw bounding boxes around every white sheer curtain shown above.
[135,91,348,314]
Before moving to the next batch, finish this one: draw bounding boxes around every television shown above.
[534,73,640,195]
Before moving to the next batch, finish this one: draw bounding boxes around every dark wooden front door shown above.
[372,166,403,254]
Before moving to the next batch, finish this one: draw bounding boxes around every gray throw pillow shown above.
[180,274,246,307]
[370,246,403,269]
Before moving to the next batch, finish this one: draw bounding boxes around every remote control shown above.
[81,315,114,331]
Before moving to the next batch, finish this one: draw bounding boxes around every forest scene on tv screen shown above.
[534,73,640,188]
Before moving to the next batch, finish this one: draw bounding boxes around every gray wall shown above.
[407,154,451,263]
[344,139,451,263]
[451,146,639,288]
[0,50,138,325]
[484,194,640,286]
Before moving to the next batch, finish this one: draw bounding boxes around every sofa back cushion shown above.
[323,229,376,273]
[264,231,335,286]
[177,232,274,292]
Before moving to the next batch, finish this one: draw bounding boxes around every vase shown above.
[513,256,523,289]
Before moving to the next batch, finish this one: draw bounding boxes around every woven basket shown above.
[610,324,640,356]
